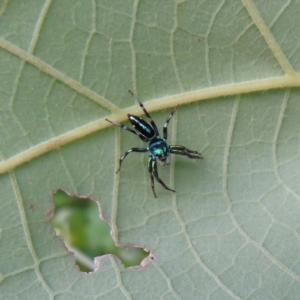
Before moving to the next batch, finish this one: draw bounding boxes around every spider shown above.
[105,90,203,197]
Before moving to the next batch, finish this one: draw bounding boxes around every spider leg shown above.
[163,105,178,140]
[148,157,156,198]
[117,148,149,174]
[106,118,149,142]
[128,90,160,137]
[152,158,176,194]
[169,145,203,159]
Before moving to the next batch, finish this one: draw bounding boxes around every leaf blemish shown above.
[50,189,150,272]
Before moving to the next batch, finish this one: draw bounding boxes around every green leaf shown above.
[1,0,300,299]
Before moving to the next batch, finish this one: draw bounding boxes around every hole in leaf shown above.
[51,190,149,272]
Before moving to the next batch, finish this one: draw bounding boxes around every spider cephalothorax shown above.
[106,90,203,197]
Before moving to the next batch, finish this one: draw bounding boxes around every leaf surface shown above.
[1,0,300,299]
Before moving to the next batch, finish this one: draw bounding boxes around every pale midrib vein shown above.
[1,76,300,175]
[242,0,296,76]
[0,119,108,175]
[0,38,120,114]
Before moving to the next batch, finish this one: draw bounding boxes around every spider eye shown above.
[157,155,170,166]
[160,157,166,161]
